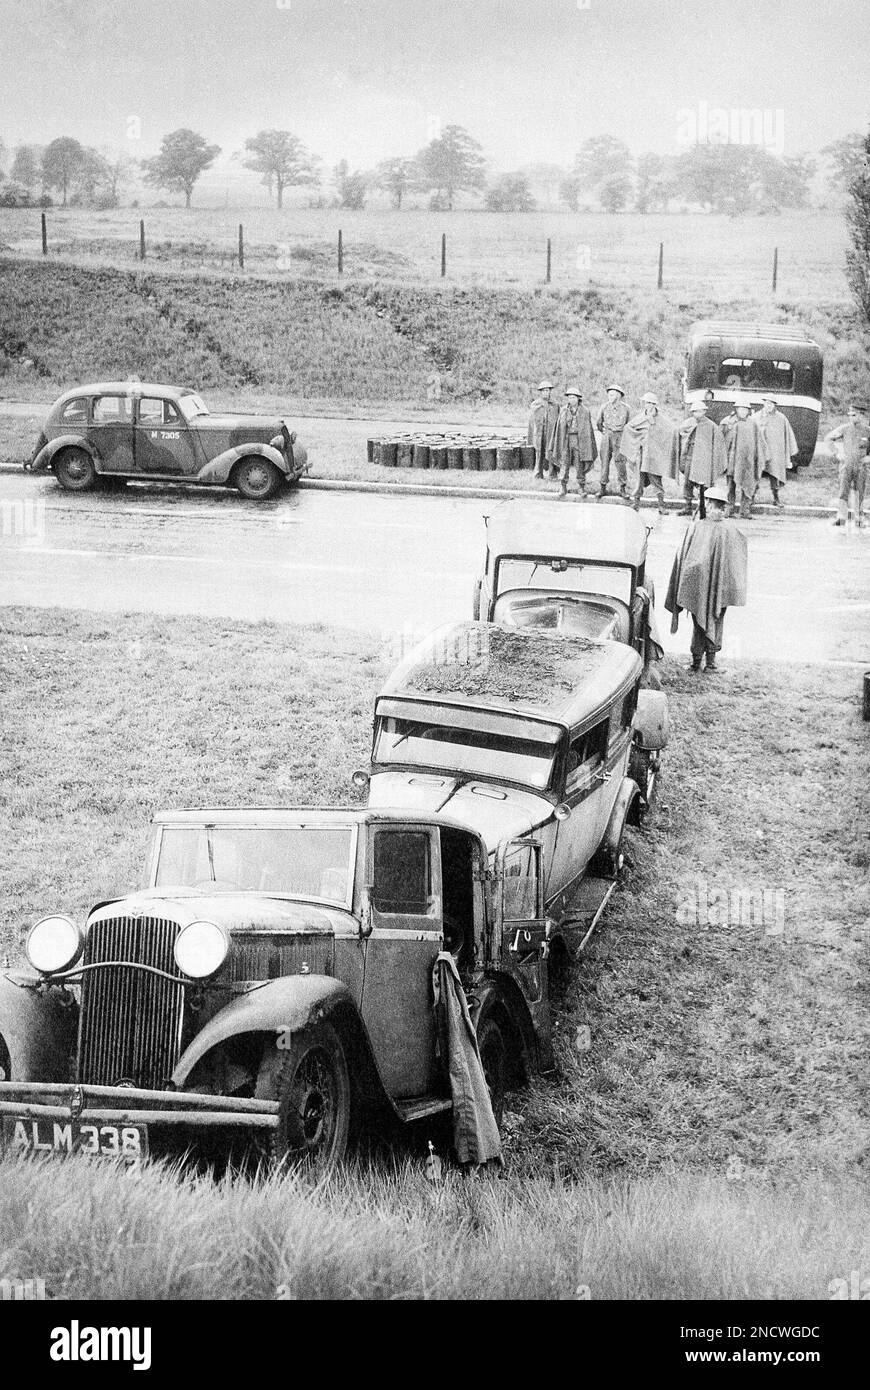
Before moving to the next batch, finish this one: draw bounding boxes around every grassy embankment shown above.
[0,607,867,1297]
[0,259,864,505]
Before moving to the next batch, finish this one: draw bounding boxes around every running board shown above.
[395,1096,453,1123]
[560,877,616,952]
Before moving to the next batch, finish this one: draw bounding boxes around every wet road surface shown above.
[1,474,867,667]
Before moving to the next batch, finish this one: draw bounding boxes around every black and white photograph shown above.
[0,0,867,1342]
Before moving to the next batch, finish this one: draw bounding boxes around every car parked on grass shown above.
[0,806,559,1172]
[26,383,309,500]
[471,505,669,809]
[365,620,668,927]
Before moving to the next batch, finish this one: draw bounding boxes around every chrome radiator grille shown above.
[78,916,184,1089]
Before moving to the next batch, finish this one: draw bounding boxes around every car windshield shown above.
[493,591,630,643]
[154,826,354,903]
[178,393,210,421]
[373,715,557,790]
[496,559,633,606]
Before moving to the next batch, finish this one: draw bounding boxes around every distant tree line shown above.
[0,123,864,214]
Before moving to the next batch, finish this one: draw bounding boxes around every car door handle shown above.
[594,768,612,783]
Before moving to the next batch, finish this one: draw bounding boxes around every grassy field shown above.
[0,206,851,300]
[1,259,868,434]
[1,1155,865,1300]
[0,606,867,1299]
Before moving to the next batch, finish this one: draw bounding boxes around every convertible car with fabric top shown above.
[26,383,309,501]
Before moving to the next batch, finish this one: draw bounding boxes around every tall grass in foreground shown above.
[0,1153,865,1301]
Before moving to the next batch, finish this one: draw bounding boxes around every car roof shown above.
[53,383,197,403]
[377,621,642,727]
[485,501,648,568]
[150,806,489,845]
[688,320,820,349]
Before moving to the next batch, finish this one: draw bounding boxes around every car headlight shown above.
[173,920,229,980]
[26,916,84,975]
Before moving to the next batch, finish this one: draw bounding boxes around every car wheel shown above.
[271,1023,351,1175]
[476,1014,507,1129]
[629,747,659,822]
[234,457,281,501]
[54,447,96,492]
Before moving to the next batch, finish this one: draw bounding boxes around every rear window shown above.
[60,398,88,424]
[717,358,794,392]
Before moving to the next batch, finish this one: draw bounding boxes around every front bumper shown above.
[0,1081,278,1130]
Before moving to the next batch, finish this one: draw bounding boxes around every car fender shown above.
[601,777,638,859]
[27,434,102,475]
[0,972,78,1081]
[195,442,288,487]
[633,687,670,751]
[470,974,544,1079]
[171,974,391,1115]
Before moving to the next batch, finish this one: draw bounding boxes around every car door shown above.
[500,838,546,1003]
[360,825,443,1099]
[135,397,199,475]
[90,394,135,473]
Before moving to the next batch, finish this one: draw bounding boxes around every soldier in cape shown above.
[554,385,599,499]
[675,399,728,518]
[721,398,769,519]
[665,481,748,673]
[621,392,677,515]
[753,394,797,509]
[526,379,559,479]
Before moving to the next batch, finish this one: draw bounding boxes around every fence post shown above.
[657,241,664,290]
[441,232,446,278]
[338,229,343,276]
[772,246,778,293]
[139,219,145,261]
[238,223,244,270]
[41,212,47,256]
[546,238,552,283]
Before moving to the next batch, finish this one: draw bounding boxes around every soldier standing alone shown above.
[596,383,630,499]
[527,379,559,479]
[825,404,869,528]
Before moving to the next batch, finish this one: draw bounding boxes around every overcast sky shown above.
[1,0,868,176]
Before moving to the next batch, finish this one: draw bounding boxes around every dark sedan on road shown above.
[26,383,310,501]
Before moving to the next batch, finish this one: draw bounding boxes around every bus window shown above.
[717,358,794,393]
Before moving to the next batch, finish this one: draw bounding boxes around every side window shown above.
[372,830,431,917]
[565,718,610,788]
[139,398,180,425]
[502,842,540,922]
[92,395,132,424]
[60,398,88,425]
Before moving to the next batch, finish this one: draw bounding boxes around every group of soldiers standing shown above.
[527,380,802,518]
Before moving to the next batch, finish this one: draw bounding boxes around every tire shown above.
[54,447,97,492]
[629,746,657,821]
[234,456,282,501]
[476,1014,507,1129]
[271,1023,351,1175]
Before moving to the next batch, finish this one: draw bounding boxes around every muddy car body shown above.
[471,508,669,807]
[366,621,666,923]
[473,502,660,666]
[0,807,555,1169]
[26,383,309,500]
